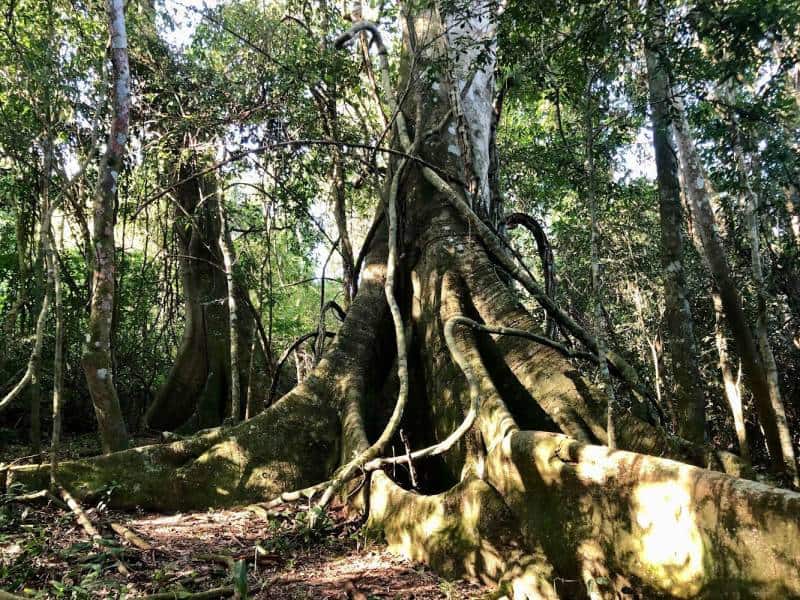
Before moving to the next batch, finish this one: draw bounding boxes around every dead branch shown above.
[110,522,152,551]
[59,486,130,576]
[136,587,234,600]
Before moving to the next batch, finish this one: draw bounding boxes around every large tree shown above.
[5,1,800,598]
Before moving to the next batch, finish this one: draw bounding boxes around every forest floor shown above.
[0,434,490,599]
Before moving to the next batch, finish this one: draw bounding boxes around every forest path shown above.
[1,435,487,598]
[1,491,489,599]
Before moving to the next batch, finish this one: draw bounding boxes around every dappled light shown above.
[630,479,704,595]
[1,0,799,597]
[487,430,800,598]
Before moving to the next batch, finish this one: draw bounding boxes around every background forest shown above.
[2,0,798,476]
[0,0,799,596]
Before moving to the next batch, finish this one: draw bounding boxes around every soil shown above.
[1,436,490,599]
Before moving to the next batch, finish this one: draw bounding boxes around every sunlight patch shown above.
[632,480,704,595]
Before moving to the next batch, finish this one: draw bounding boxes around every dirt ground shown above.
[1,437,490,599]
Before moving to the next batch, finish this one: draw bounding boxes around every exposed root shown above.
[368,471,559,599]
[60,486,130,576]
[6,389,341,510]
[110,522,152,551]
[486,430,800,598]
[311,131,414,515]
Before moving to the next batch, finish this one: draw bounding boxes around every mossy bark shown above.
[7,390,340,510]
[144,163,253,432]
[486,430,800,599]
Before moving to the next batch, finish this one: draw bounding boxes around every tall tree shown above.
[6,1,800,597]
[674,102,796,478]
[643,0,706,444]
[82,0,131,453]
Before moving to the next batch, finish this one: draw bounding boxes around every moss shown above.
[6,390,340,511]
[487,430,800,599]
[367,472,559,598]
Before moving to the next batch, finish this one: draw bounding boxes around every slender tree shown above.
[82,0,131,453]
[732,117,798,485]
[674,101,794,477]
[643,0,706,444]
[217,182,242,422]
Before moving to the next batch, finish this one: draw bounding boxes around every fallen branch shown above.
[9,489,48,502]
[110,522,152,551]
[137,587,234,600]
[197,553,235,569]
[7,488,67,509]
[59,486,130,576]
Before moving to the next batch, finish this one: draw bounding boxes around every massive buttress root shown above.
[3,230,391,510]
[4,198,800,598]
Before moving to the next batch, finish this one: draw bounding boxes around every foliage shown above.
[0,0,798,471]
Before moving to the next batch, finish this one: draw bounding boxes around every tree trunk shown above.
[50,223,65,486]
[584,94,618,449]
[217,184,242,423]
[673,101,791,476]
[144,161,252,431]
[82,0,130,453]
[734,126,798,486]
[643,2,706,445]
[7,4,800,598]
[0,146,54,422]
[712,290,749,462]
[2,201,29,337]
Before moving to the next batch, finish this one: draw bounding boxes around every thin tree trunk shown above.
[217,184,241,423]
[82,0,130,453]
[3,203,29,336]
[644,1,706,444]
[327,106,356,307]
[673,102,787,472]
[675,129,751,463]
[29,140,57,457]
[50,222,65,486]
[0,150,55,420]
[712,291,748,461]
[584,93,617,449]
[784,185,800,251]
[245,335,259,420]
[734,126,798,486]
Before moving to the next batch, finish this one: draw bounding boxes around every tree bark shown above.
[712,290,749,462]
[217,184,241,423]
[734,125,798,486]
[643,2,706,445]
[50,223,65,486]
[584,93,618,449]
[82,0,130,453]
[144,160,253,431]
[673,102,791,475]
